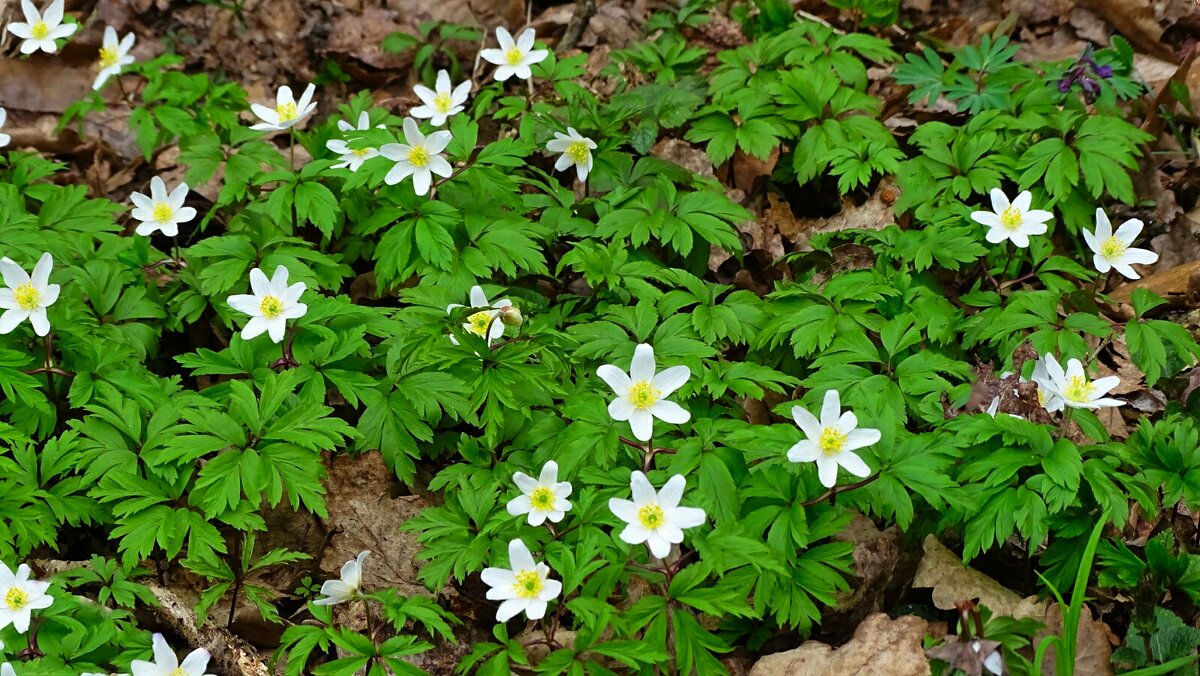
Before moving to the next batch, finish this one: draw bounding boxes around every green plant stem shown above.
[228,531,243,628]
[363,594,377,643]
[288,128,296,170]
[1089,273,1103,307]
[269,327,299,369]
[1056,407,1075,439]
[1003,241,1018,279]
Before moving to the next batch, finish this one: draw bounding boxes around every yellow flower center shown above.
[467,310,493,336]
[14,282,41,310]
[259,295,283,319]
[152,202,174,222]
[999,206,1023,230]
[351,147,371,157]
[818,427,847,456]
[98,45,120,68]
[638,503,665,529]
[628,380,660,410]
[530,486,555,511]
[408,146,429,168]
[433,93,453,113]
[566,141,590,165]
[275,101,298,123]
[1062,375,1095,404]
[513,570,543,599]
[169,669,187,676]
[31,21,49,40]
[5,586,28,610]
[1099,236,1127,260]
[505,47,524,66]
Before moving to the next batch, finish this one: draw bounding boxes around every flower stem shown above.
[1056,407,1075,439]
[1003,241,1019,278]
[800,473,880,507]
[269,327,299,369]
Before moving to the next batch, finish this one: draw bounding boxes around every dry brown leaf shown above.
[925,638,1004,676]
[730,147,778,193]
[468,0,525,31]
[763,192,806,244]
[783,178,899,250]
[914,537,1117,675]
[749,613,931,676]
[913,535,1049,619]
[0,58,92,113]
[1109,260,1200,305]
[651,138,714,179]
[1038,604,1117,676]
[827,514,921,631]
[1079,0,1175,61]
[324,6,413,71]
[321,451,431,603]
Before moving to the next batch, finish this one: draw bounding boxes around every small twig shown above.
[793,8,844,34]
[471,30,488,87]
[559,0,597,52]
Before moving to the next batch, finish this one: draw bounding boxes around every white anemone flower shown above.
[250,83,317,131]
[6,0,76,55]
[597,343,690,442]
[93,26,135,90]
[1083,208,1159,279]
[226,266,307,343]
[546,127,596,182]
[410,70,471,127]
[0,108,9,148]
[481,539,562,622]
[786,390,877,488]
[608,471,706,559]
[313,550,369,606]
[1032,353,1122,411]
[1029,358,1064,412]
[970,189,1052,249]
[480,27,549,82]
[447,285,511,346]
[325,112,380,172]
[0,562,52,633]
[0,252,60,337]
[380,117,452,196]
[130,176,196,237]
[130,633,214,676]
[506,461,572,526]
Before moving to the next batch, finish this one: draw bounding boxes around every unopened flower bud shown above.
[499,305,523,327]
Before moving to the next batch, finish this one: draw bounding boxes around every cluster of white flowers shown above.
[240,26,592,195]
[971,189,1158,279]
[5,0,135,92]
[970,188,1150,418]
